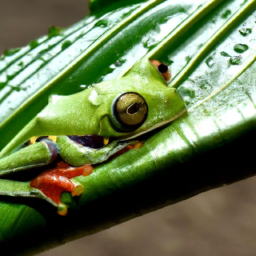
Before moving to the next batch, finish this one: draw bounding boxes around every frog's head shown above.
[0,58,186,158]
[95,58,186,139]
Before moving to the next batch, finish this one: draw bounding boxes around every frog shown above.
[0,58,186,215]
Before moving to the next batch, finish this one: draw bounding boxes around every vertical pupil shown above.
[127,103,141,114]
[158,64,168,73]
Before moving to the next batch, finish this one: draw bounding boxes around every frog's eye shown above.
[150,60,171,82]
[113,92,148,130]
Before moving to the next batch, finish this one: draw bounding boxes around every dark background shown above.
[1,1,256,255]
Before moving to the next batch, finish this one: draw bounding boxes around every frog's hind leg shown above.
[0,179,59,207]
[0,139,57,176]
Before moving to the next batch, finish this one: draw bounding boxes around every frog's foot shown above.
[30,162,93,216]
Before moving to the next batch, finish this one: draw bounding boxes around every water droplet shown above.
[198,44,204,49]
[94,20,108,28]
[39,57,46,62]
[39,48,49,54]
[185,56,191,63]
[4,48,21,56]
[115,61,122,67]
[29,40,39,49]
[122,9,134,19]
[80,85,87,89]
[221,9,231,18]
[168,59,174,65]
[178,84,195,98]
[205,56,214,68]
[220,51,231,57]
[229,56,242,65]
[234,44,249,53]
[61,40,72,50]
[239,28,252,36]
[7,74,15,80]
[199,83,208,90]
[143,39,157,50]
[183,96,192,105]
[11,86,21,92]
[48,26,62,38]
[115,57,126,67]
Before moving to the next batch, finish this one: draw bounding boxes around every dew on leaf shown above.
[199,83,208,90]
[29,40,39,49]
[205,56,214,68]
[239,28,252,36]
[221,9,231,18]
[61,40,72,50]
[187,78,195,83]
[183,96,191,105]
[39,57,46,62]
[168,59,174,65]
[185,56,191,63]
[229,56,241,65]
[178,84,195,98]
[7,74,15,80]
[234,44,249,53]
[4,48,21,56]
[94,20,108,28]
[115,61,123,67]
[48,26,62,38]
[143,38,158,50]
[115,57,126,67]
[11,86,21,92]
[220,51,231,57]
[198,43,204,49]
[80,85,87,89]
[122,9,135,19]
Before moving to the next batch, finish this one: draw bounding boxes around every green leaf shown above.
[1,0,256,255]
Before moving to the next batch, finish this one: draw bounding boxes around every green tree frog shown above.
[0,58,186,215]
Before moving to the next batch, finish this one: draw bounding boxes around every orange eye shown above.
[150,60,171,82]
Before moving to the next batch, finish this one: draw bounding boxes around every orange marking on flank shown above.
[110,141,143,160]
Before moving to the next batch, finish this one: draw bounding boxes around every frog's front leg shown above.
[0,139,57,176]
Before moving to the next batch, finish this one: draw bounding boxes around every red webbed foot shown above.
[30,162,93,215]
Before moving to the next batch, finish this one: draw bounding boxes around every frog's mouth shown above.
[68,135,110,149]
[30,135,111,149]
[68,108,187,149]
